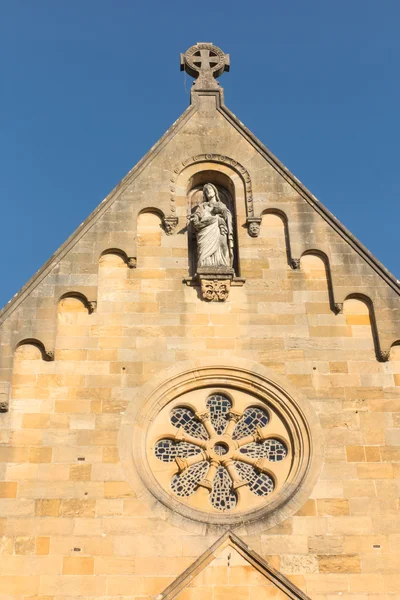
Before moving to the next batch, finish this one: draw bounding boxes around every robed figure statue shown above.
[190,183,234,270]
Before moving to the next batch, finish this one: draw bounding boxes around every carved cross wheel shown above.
[180,43,230,89]
[150,392,292,512]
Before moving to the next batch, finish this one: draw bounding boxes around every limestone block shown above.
[318,554,361,573]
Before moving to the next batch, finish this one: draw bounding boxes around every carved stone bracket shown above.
[163,216,179,236]
[378,349,390,363]
[291,258,301,270]
[127,257,137,269]
[87,301,97,314]
[44,350,54,362]
[197,267,234,302]
[0,384,10,415]
[201,279,230,302]
[333,303,343,315]
[246,217,262,238]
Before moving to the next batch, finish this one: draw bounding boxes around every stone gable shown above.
[0,42,399,599]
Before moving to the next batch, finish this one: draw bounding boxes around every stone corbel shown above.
[163,216,179,236]
[333,303,343,315]
[197,267,235,302]
[291,258,301,270]
[246,217,262,238]
[16,339,55,362]
[0,383,9,413]
[88,301,97,314]
[127,257,137,269]
[378,349,390,363]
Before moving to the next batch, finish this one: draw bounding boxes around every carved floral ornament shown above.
[200,279,230,302]
[121,361,323,532]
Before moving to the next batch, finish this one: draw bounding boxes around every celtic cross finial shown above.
[180,43,230,90]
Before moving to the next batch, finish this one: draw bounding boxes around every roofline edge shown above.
[218,104,400,296]
[0,105,197,325]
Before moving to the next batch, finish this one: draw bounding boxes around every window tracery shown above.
[171,462,209,497]
[170,407,208,439]
[206,393,232,435]
[150,392,291,513]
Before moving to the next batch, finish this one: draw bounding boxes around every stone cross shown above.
[180,42,230,89]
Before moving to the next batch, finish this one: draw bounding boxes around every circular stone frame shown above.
[119,358,324,535]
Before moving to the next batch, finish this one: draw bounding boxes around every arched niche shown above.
[389,344,400,385]
[300,251,338,313]
[260,211,291,266]
[343,298,371,334]
[14,339,53,362]
[300,253,330,303]
[171,155,251,218]
[98,251,129,307]
[185,169,240,277]
[57,296,90,354]
[11,342,48,409]
[58,292,95,315]
[137,209,163,249]
[343,296,376,358]
[14,342,43,361]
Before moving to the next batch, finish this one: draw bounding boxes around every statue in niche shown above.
[189,183,234,270]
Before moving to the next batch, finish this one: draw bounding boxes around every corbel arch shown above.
[137,206,165,219]
[343,293,385,362]
[58,292,96,314]
[388,341,400,368]
[99,248,136,269]
[14,338,54,362]
[301,249,338,314]
[137,208,164,248]
[260,209,294,267]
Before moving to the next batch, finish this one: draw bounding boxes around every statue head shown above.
[248,222,260,238]
[203,183,219,203]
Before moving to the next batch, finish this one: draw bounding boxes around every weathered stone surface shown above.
[318,554,361,573]
[0,42,398,599]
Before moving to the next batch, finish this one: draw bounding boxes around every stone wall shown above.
[0,92,399,599]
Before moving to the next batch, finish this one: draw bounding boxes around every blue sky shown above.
[1,1,399,308]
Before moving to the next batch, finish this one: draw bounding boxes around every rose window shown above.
[148,390,292,513]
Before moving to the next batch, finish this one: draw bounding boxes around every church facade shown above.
[0,43,399,599]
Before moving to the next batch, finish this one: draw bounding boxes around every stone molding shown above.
[15,339,54,362]
[119,357,324,535]
[158,530,312,600]
[149,387,293,514]
[219,102,400,297]
[59,292,97,314]
[2,93,400,334]
[170,153,254,217]
[1,79,399,359]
